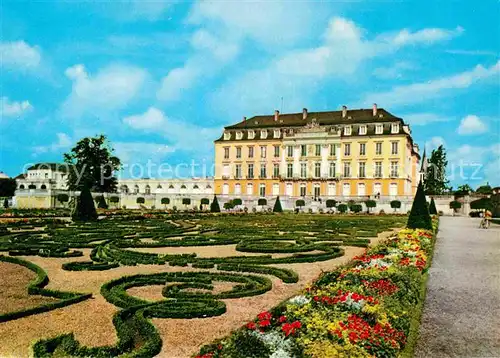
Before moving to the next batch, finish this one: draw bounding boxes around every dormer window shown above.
[359,125,367,135]
[261,129,268,139]
[248,130,255,139]
[391,123,399,134]
[273,129,281,138]
[236,131,243,140]
[375,124,383,134]
[344,126,352,136]
[223,132,231,140]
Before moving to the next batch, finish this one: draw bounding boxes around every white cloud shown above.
[425,136,446,152]
[122,107,221,153]
[157,64,202,102]
[0,41,41,69]
[1,97,32,117]
[445,49,497,56]
[33,133,72,155]
[448,143,500,184]
[402,113,452,126]
[362,60,500,108]
[373,61,415,79]
[61,63,148,118]
[389,26,463,46]
[457,115,488,135]
[113,142,175,164]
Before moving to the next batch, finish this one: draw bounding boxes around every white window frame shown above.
[344,126,352,136]
[359,125,367,135]
[248,130,255,139]
[236,131,243,140]
[391,123,399,134]
[224,132,231,140]
[375,124,383,135]
[261,129,268,139]
[273,129,280,138]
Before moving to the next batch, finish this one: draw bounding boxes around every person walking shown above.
[484,209,492,228]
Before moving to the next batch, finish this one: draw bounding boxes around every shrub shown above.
[470,197,491,211]
[449,200,462,211]
[210,195,221,213]
[232,198,242,206]
[407,182,432,230]
[295,199,305,208]
[223,201,235,210]
[337,204,348,213]
[161,198,170,206]
[201,198,210,205]
[182,198,191,206]
[429,197,437,215]
[109,196,120,204]
[136,197,145,204]
[273,196,283,213]
[258,198,267,206]
[365,200,376,213]
[326,199,337,208]
[72,187,97,221]
[390,200,401,212]
[57,193,70,206]
[3,198,8,209]
[350,204,363,213]
[97,195,108,209]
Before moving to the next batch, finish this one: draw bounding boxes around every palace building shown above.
[214,104,421,199]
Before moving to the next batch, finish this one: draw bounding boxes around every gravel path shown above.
[415,217,500,357]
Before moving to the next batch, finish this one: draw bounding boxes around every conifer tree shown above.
[273,196,283,213]
[407,182,432,230]
[429,197,438,215]
[97,195,108,209]
[210,195,221,213]
[72,186,98,221]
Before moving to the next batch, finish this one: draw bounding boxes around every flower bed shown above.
[196,220,437,358]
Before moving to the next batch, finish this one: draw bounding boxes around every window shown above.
[260,145,267,158]
[375,142,383,155]
[248,130,255,139]
[329,162,336,178]
[261,129,268,139]
[222,183,229,195]
[328,183,336,196]
[315,144,321,156]
[235,183,241,195]
[235,164,242,179]
[222,164,230,178]
[247,164,254,179]
[145,185,151,195]
[390,183,398,196]
[343,162,351,178]
[314,162,321,178]
[300,163,307,178]
[357,183,366,196]
[390,161,399,177]
[344,143,351,156]
[300,184,306,197]
[287,163,293,178]
[272,183,280,195]
[391,141,399,155]
[224,147,229,159]
[224,132,231,140]
[359,143,366,156]
[260,164,267,178]
[273,163,280,178]
[45,173,49,178]
[248,146,254,158]
[259,184,266,197]
[246,183,253,195]
[330,144,336,156]
[236,147,242,159]
[301,145,307,157]
[236,131,243,140]
[273,129,280,138]
[274,145,280,158]
[374,183,382,196]
[314,184,320,198]
[286,183,293,196]
[375,162,383,178]
[359,162,366,178]
[359,125,367,135]
[375,124,383,134]
[391,123,399,133]
[344,126,352,135]
[287,145,294,158]
[342,183,351,196]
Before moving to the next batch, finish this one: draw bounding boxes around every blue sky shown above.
[1,0,499,188]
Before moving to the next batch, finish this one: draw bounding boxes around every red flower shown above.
[259,319,271,328]
[217,344,223,350]
[291,321,301,329]
[246,322,256,330]
[257,311,272,321]
[278,315,287,323]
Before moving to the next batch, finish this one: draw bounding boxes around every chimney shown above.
[274,110,279,121]
[302,108,308,120]
[372,103,378,117]
[342,105,347,118]
[243,116,247,122]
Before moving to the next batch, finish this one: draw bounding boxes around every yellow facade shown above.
[214,107,420,198]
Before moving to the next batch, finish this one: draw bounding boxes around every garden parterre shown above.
[0,213,407,357]
[197,218,438,358]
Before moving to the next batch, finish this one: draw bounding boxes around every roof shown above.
[224,108,401,130]
[0,171,9,179]
[26,163,72,173]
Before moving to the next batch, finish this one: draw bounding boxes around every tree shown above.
[449,200,462,212]
[273,196,283,213]
[3,198,8,209]
[295,199,305,209]
[63,135,121,192]
[351,204,362,213]
[210,195,221,213]
[337,204,348,214]
[0,178,16,197]
[161,197,170,208]
[97,195,108,209]
[57,193,70,207]
[455,184,473,196]
[429,198,438,215]
[476,184,493,195]
[223,201,234,211]
[424,145,449,195]
[136,197,145,204]
[72,187,98,221]
[257,198,267,208]
[390,200,401,212]
[109,196,120,207]
[470,197,492,211]
[407,182,432,230]
[201,198,210,206]
[232,198,242,207]
[182,198,191,208]
[365,200,376,213]
[326,199,337,209]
